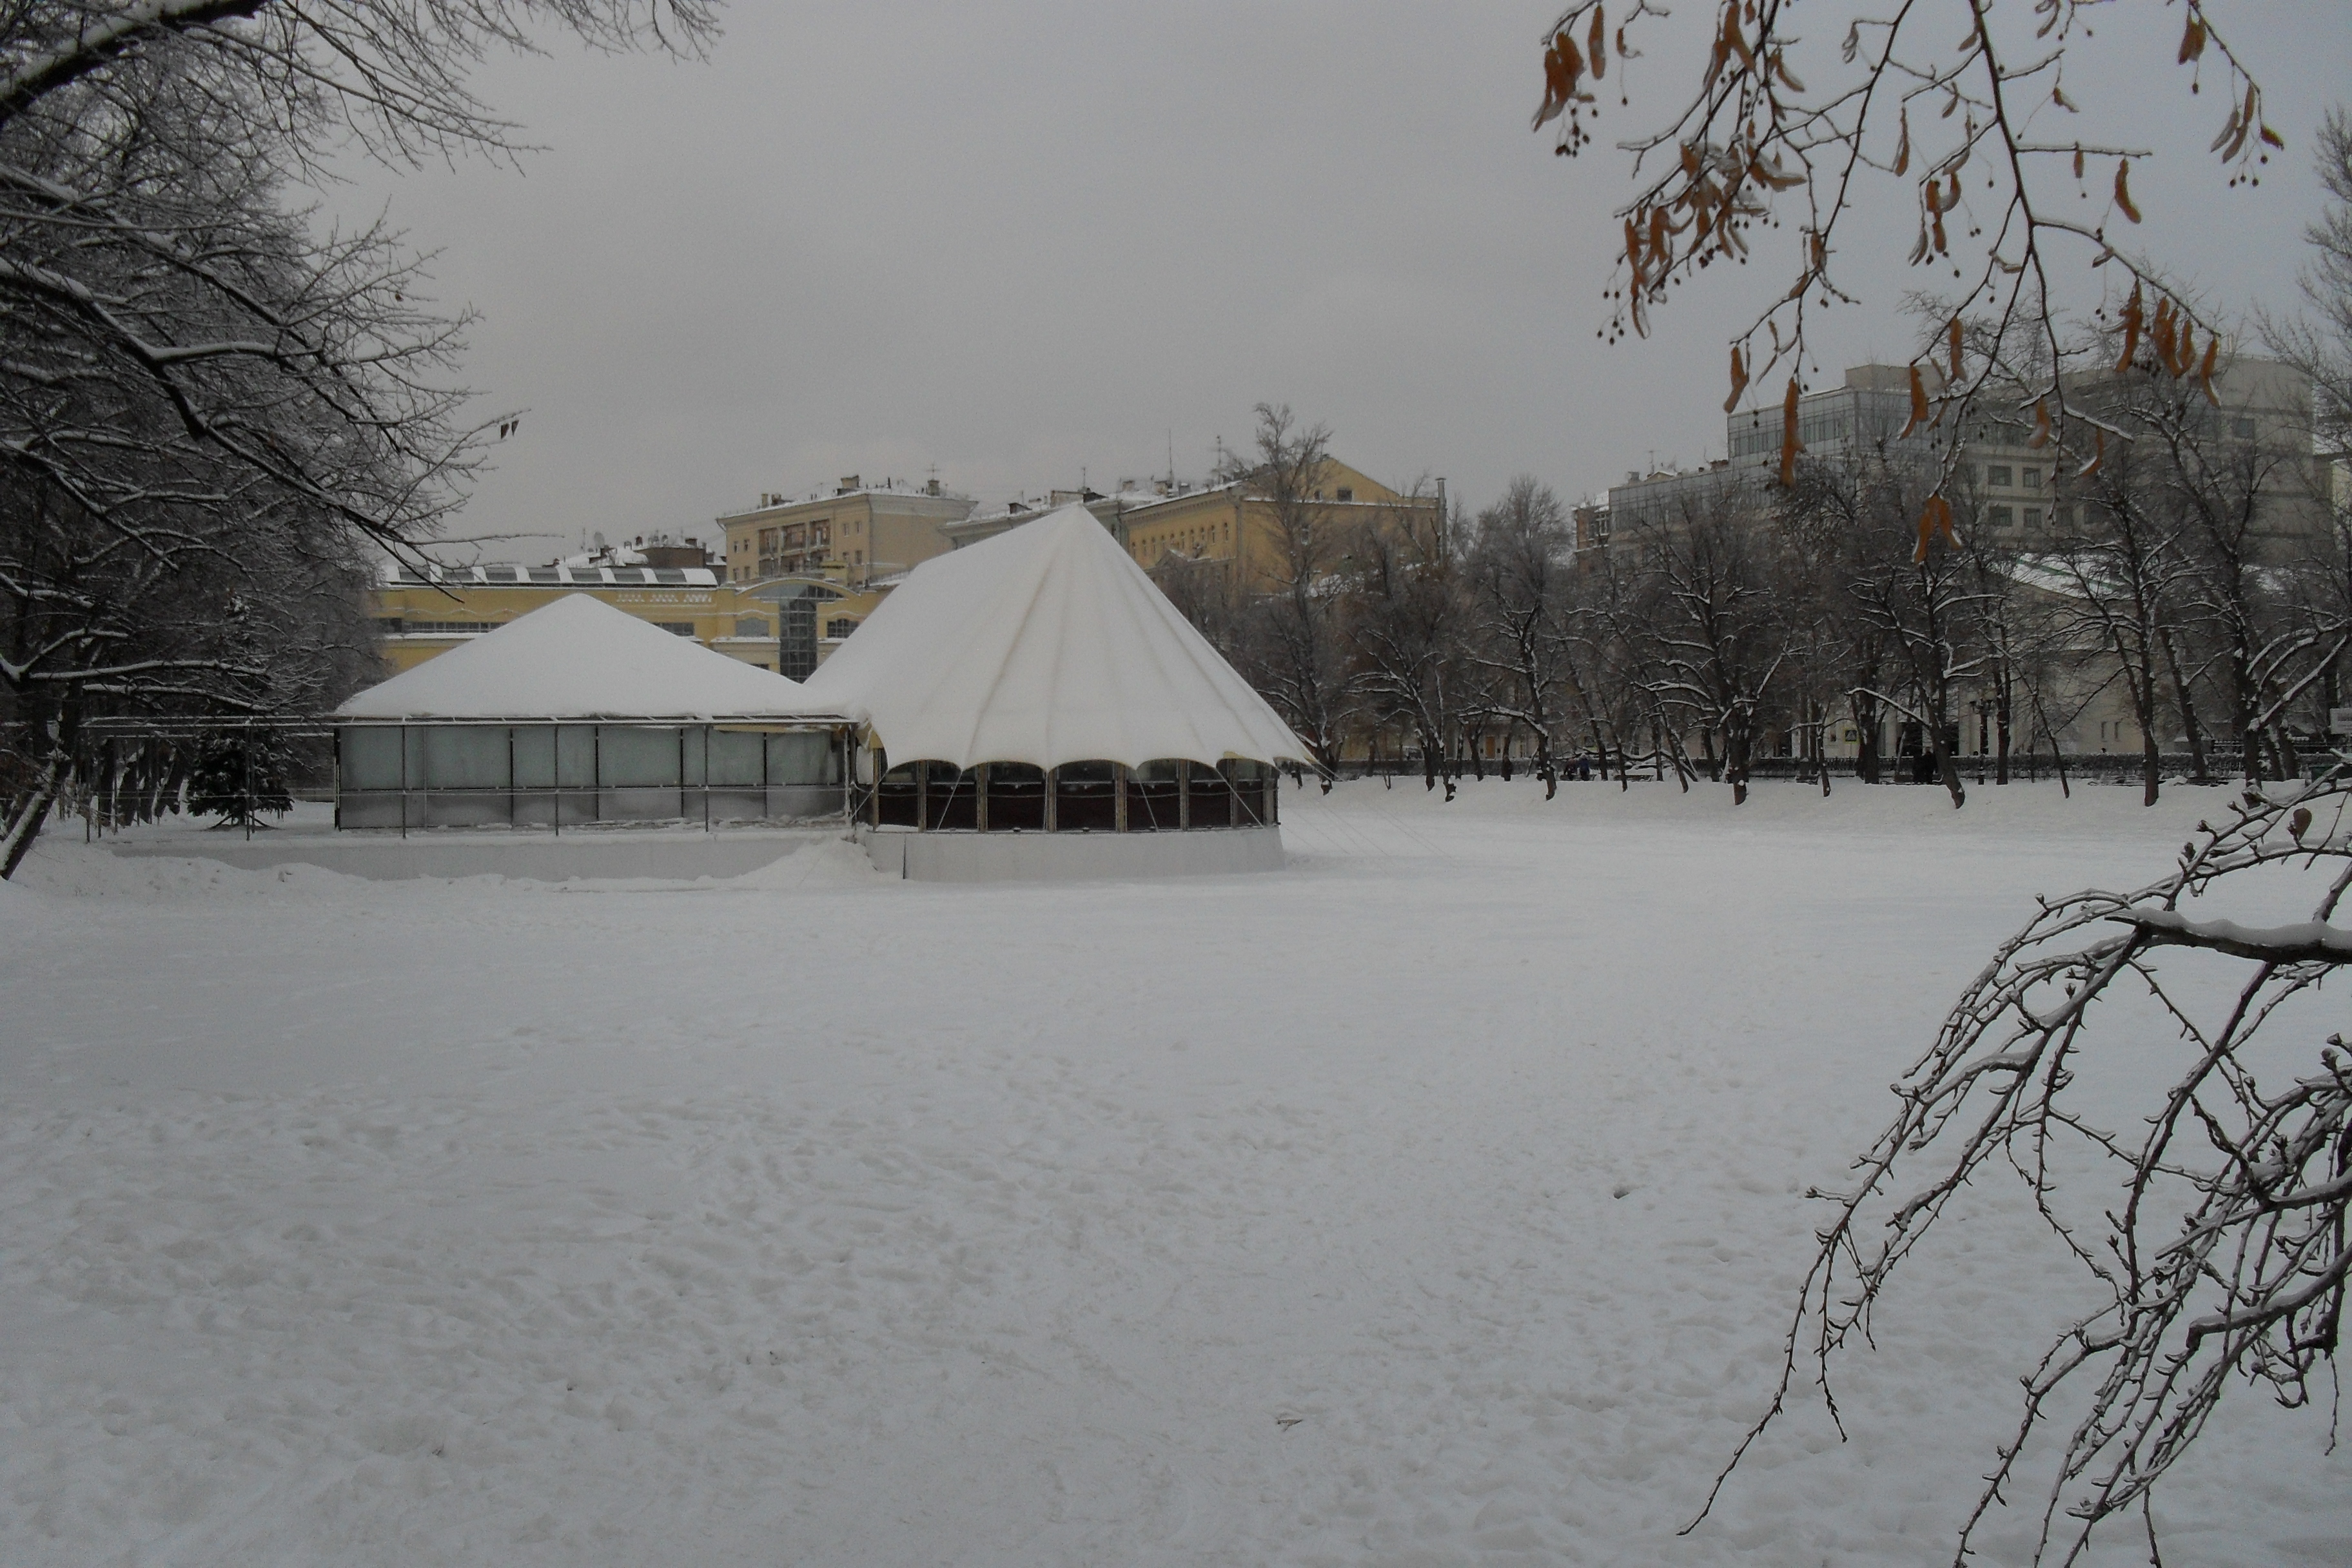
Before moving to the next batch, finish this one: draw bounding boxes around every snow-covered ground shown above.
[3,778,2346,1567]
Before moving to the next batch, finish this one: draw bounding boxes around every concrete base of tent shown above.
[102,827,824,883]
[858,825,1285,883]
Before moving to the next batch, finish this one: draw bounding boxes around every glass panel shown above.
[338,727,400,790]
[767,731,837,786]
[984,762,1046,832]
[511,726,557,789]
[681,727,705,789]
[598,726,681,788]
[424,790,509,827]
[876,762,920,827]
[600,788,683,822]
[707,729,765,788]
[1126,760,1182,830]
[1054,761,1117,832]
[556,726,596,789]
[919,762,977,830]
[421,725,509,790]
[1226,760,1269,827]
[1186,761,1232,828]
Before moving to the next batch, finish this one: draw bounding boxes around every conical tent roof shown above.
[336,593,811,720]
[799,504,1309,770]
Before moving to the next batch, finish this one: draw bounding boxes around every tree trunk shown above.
[1851,692,1881,785]
[2126,669,2162,807]
[1932,732,1966,808]
[1,750,66,881]
[1994,676,2013,787]
[2160,629,2211,783]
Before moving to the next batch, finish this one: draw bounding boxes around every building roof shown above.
[336,593,812,720]
[385,563,718,588]
[798,503,1309,770]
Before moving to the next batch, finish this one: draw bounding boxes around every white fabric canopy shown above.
[337,593,811,720]
[798,504,1309,770]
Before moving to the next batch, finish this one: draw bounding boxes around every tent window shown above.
[924,762,979,830]
[1184,761,1232,828]
[876,762,920,827]
[984,763,1046,831]
[1127,760,1182,831]
[1054,761,1117,832]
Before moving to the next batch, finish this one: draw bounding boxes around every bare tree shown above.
[1622,491,1794,804]
[1787,447,1986,806]
[1349,499,1467,798]
[1466,477,1576,796]
[1223,404,1362,784]
[1701,770,2352,1565]
[2268,108,2352,462]
[2046,433,2199,805]
[0,0,714,874]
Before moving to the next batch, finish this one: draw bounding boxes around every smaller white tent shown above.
[799,504,1308,770]
[337,593,812,720]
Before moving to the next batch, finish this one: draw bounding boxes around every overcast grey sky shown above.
[322,2,2352,561]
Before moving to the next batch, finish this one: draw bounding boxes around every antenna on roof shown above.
[1167,429,1175,489]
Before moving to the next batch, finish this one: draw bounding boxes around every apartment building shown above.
[1597,358,2322,547]
[1112,458,1442,593]
[717,476,976,588]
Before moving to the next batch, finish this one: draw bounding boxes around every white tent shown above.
[799,504,1309,770]
[337,593,812,720]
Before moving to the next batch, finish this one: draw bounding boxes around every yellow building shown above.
[373,562,893,679]
[1110,459,1440,592]
[718,476,975,589]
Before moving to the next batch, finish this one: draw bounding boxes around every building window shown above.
[2233,417,2257,438]
[1986,465,2013,487]
[735,616,769,638]
[2023,467,2041,489]
[825,617,860,639]
[1336,487,1353,502]
[1990,506,2015,529]
[2023,508,2042,529]
[656,622,696,638]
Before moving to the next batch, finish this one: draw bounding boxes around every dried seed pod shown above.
[2114,160,2141,222]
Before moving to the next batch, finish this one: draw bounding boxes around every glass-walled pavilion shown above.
[337,720,849,831]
